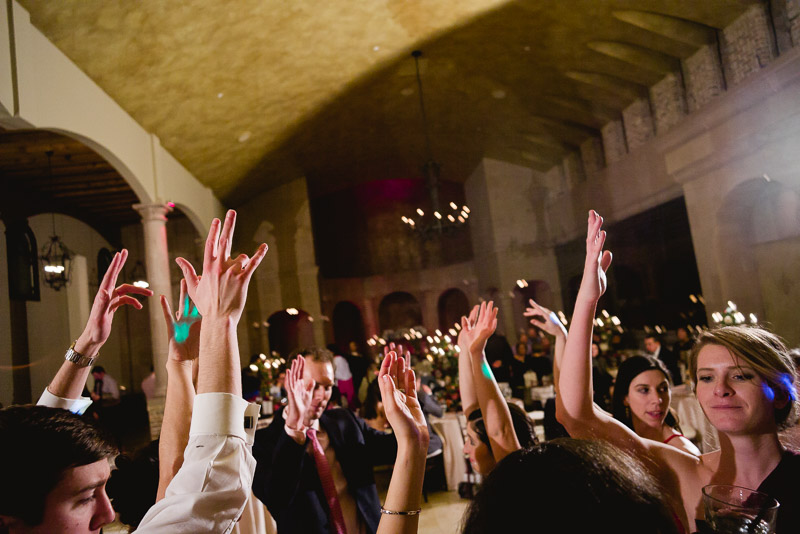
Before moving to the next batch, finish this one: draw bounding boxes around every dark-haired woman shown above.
[461,438,680,534]
[613,355,700,455]
[457,303,538,475]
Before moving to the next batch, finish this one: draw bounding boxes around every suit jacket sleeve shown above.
[348,410,398,466]
[251,409,309,513]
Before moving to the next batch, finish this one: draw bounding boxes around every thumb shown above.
[600,250,613,272]
[379,374,397,411]
[159,295,175,336]
[175,258,200,295]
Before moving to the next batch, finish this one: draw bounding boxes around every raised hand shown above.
[285,356,314,432]
[579,210,613,303]
[458,305,480,355]
[159,279,202,362]
[79,249,153,352]
[524,299,567,339]
[378,349,429,450]
[468,301,499,356]
[175,210,267,321]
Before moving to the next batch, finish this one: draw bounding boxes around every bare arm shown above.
[176,210,268,396]
[457,305,480,415]
[466,301,521,463]
[377,350,429,534]
[156,280,201,501]
[555,212,659,456]
[47,249,152,400]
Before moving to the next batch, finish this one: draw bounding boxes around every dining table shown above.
[430,412,468,491]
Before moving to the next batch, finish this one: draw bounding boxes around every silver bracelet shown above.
[380,506,422,516]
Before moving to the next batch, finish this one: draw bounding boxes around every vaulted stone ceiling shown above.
[19,0,758,204]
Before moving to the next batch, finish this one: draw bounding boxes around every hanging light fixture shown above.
[401,50,469,238]
[130,261,149,289]
[40,151,73,291]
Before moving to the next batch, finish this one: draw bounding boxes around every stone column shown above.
[133,203,174,438]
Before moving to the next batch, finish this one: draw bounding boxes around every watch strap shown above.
[64,340,97,368]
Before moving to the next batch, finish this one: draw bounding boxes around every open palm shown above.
[468,301,499,356]
[580,210,613,302]
[378,350,428,449]
[160,279,202,362]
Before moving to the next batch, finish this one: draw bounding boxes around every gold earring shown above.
[625,405,631,420]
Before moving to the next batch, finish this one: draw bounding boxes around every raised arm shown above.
[457,305,480,415]
[377,349,429,534]
[42,249,152,408]
[555,212,654,453]
[137,210,267,533]
[524,299,567,394]
[177,211,267,395]
[156,279,201,501]
[465,301,521,462]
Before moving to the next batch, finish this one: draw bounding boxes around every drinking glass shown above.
[702,484,778,534]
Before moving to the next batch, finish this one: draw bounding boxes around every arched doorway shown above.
[332,301,366,354]
[267,308,315,357]
[438,288,470,331]
[378,292,422,332]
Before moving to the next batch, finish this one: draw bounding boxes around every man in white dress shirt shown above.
[0,210,266,534]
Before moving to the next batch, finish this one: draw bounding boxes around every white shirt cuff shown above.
[37,388,93,415]
[190,393,260,445]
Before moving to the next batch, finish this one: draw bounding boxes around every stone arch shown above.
[45,128,153,205]
[267,308,315,358]
[332,301,366,354]
[378,292,422,332]
[438,288,470,331]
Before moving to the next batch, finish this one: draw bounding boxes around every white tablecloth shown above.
[430,413,467,491]
[671,385,719,453]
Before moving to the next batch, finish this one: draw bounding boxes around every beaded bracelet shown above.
[380,506,422,516]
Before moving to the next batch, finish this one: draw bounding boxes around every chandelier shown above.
[40,219,73,291]
[401,50,470,238]
[39,151,72,291]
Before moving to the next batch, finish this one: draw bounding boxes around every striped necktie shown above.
[307,427,348,534]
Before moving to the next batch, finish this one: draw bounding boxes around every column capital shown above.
[133,202,173,223]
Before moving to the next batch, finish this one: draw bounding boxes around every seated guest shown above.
[645,333,683,385]
[461,439,680,534]
[358,360,379,406]
[458,304,538,475]
[0,211,267,533]
[362,377,390,432]
[252,347,398,534]
[415,373,444,456]
[509,341,533,397]
[90,365,120,405]
[590,342,613,410]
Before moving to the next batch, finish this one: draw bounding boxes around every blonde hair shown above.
[689,325,798,430]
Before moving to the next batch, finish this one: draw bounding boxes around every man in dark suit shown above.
[644,334,683,385]
[252,348,396,534]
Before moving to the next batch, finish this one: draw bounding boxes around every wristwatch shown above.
[64,340,97,368]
